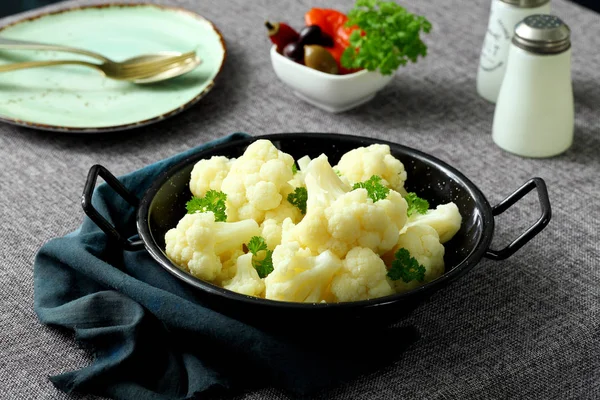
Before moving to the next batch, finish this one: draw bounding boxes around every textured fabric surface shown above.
[0,0,598,399]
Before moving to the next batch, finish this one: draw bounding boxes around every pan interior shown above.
[145,135,488,278]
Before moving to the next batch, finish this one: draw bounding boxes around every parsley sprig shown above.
[287,187,308,214]
[341,0,432,75]
[387,248,426,283]
[353,175,389,202]
[405,192,429,217]
[186,190,228,222]
[247,236,274,278]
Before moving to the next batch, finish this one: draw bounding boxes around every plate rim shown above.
[0,2,227,134]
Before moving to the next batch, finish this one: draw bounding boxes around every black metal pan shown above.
[82,133,551,327]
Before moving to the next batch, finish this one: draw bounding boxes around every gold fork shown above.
[0,51,201,83]
[0,37,202,83]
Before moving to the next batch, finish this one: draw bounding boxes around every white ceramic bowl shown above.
[269,46,394,113]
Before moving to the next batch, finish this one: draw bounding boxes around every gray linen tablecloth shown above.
[1,0,599,399]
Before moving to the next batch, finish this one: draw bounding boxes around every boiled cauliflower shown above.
[288,154,311,189]
[259,204,304,248]
[221,140,295,223]
[167,139,463,303]
[260,187,304,248]
[283,154,408,258]
[334,144,407,194]
[189,156,233,198]
[331,247,394,302]
[388,224,445,293]
[260,219,282,249]
[264,242,342,303]
[223,253,265,297]
[404,203,462,243]
[164,212,260,281]
[215,248,244,284]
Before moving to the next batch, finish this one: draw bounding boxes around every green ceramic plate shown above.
[0,4,226,133]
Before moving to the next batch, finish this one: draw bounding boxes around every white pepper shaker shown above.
[477,0,551,103]
[492,15,573,158]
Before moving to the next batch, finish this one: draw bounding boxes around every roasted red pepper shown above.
[305,8,361,74]
[305,9,344,37]
[265,21,300,52]
[335,23,359,49]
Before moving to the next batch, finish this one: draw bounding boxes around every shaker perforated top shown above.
[501,0,550,8]
[513,14,571,54]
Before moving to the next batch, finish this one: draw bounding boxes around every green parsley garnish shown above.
[287,187,308,215]
[247,236,273,278]
[186,190,227,222]
[352,175,389,202]
[341,0,432,75]
[387,248,426,283]
[292,163,298,175]
[405,192,429,217]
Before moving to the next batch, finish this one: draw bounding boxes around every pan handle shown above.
[81,165,145,251]
[484,177,551,260]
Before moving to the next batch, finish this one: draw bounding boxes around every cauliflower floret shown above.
[264,242,342,303]
[280,217,297,245]
[284,155,408,258]
[266,200,303,223]
[261,188,304,248]
[221,140,295,223]
[260,218,282,249]
[334,144,407,194]
[387,224,445,293]
[325,189,408,256]
[265,181,304,224]
[164,212,260,281]
[288,155,311,189]
[331,247,394,302]
[403,203,462,243]
[297,155,312,171]
[189,156,233,197]
[223,253,265,297]
[215,248,245,284]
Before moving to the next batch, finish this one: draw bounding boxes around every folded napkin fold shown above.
[34,133,419,400]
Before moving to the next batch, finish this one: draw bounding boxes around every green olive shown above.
[303,45,339,75]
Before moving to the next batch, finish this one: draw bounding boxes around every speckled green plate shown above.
[0,3,226,133]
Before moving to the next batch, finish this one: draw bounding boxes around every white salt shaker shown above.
[477,0,551,103]
[492,15,573,158]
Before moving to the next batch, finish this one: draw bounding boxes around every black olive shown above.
[282,41,304,62]
[298,25,323,45]
[320,32,334,48]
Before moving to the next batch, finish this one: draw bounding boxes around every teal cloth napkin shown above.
[34,133,418,400]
